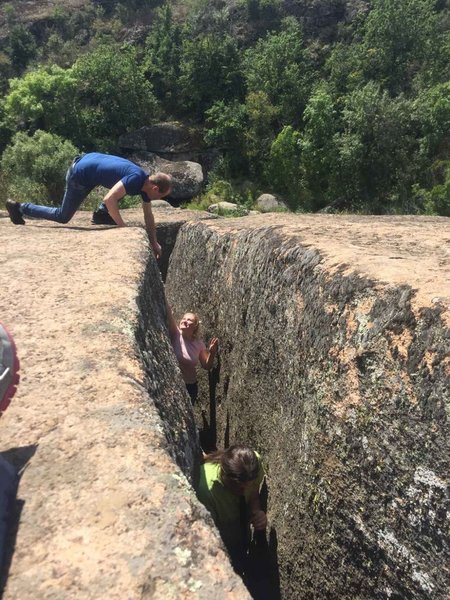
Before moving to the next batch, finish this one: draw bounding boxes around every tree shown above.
[243,17,310,125]
[2,65,79,140]
[244,91,279,179]
[7,25,37,74]
[415,82,450,160]
[205,100,248,176]
[334,82,418,212]
[178,33,244,118]
[73,44,159,150]
[266,125,303,210]
[300,86,338,210]
[2,4,37,74]
[1,130,79,204]
[144,4,183,115]
[359,0,439,95]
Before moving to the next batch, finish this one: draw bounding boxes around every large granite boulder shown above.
[166,213,450,600]
[120,122,202,155]
[131,151,204,201]
[120,122,221,171]
[254,193,287,212]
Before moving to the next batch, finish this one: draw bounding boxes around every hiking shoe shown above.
[0,324,20,414]
[5,200,25,225]
[91,207,117,225]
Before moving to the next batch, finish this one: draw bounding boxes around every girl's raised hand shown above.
[208,337,219,354]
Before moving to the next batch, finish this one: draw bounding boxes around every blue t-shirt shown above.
[73,153,150,202]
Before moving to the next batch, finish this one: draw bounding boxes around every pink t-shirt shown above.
[172,329,206,384]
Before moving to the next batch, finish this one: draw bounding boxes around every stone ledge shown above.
[0,211,248,599]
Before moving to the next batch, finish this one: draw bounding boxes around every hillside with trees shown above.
[0,0,449,214]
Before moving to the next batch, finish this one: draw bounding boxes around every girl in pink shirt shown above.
[166,301,218,402]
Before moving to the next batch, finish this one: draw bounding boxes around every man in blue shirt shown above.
[6,153,172,258]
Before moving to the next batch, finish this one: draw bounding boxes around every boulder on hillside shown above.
[130,152,203,201]
[120,122,203,155]
[151,200,173,209]
[120,123,221,172]
[255,194,287,212]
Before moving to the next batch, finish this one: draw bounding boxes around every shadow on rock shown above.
[0,444,38,594]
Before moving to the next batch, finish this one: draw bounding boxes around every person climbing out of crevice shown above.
[165,297,218,402]
[0,323,20,572]
[5,153,172,259]
[196,445,267,574]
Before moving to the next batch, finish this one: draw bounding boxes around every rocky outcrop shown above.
[120,123,220,172]
[120,123,203,156]
[2,207,448,599]
[166,214,449,599]
[0,209,248,599]
[154,208,218,281]
[254,194,286,212]
[131,151,204,202]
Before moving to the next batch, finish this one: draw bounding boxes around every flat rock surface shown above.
[1,208,448,599]
[206,213,450,313]
[0,208,248,599]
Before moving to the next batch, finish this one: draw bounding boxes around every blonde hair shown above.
[181,312,201,339]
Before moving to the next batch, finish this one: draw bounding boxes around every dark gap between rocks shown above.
[151,219,449,600]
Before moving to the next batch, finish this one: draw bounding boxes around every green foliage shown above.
[183,0,235,37]
[178,33,244,118]
[244,91,279,177]
[413,160,450,216]
[243,0,282,23]
[186,174,256,212]
[205,100,248,176]
[114,0,164,26]
[0,100,13,154]
[7,25,37,73]
[1,3,36,75]
[72,44,159,150]
[0,52,13,95]
[0,0,448,216]
[1,130,79,204]
[299,86,338,209]
[243,17,310,124]
[328,0,445,98]
[266,126,303,210]
[38,4,104,68]
[3,65,79,139]
[415,82,450,159]
[360,0,438,94]
[144,4,183,114]
[334,82,418,212]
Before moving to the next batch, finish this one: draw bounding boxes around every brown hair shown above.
[205,445,259,483]
[149,172,172,194]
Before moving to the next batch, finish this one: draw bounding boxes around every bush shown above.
[185,174,257,212]
[73,44,159,150]
[1,130,79,205]
[266,125,303,211]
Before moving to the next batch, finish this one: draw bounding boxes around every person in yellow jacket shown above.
[196,445,267,571]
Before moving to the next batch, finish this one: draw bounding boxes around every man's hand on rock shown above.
[152,241,162,259]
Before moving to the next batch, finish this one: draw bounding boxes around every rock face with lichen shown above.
[165,214,449,599]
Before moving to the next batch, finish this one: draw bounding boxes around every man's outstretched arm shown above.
[142,202,161,259]
[103,181,127,227]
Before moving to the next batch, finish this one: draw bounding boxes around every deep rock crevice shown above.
[163,219,449,599]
